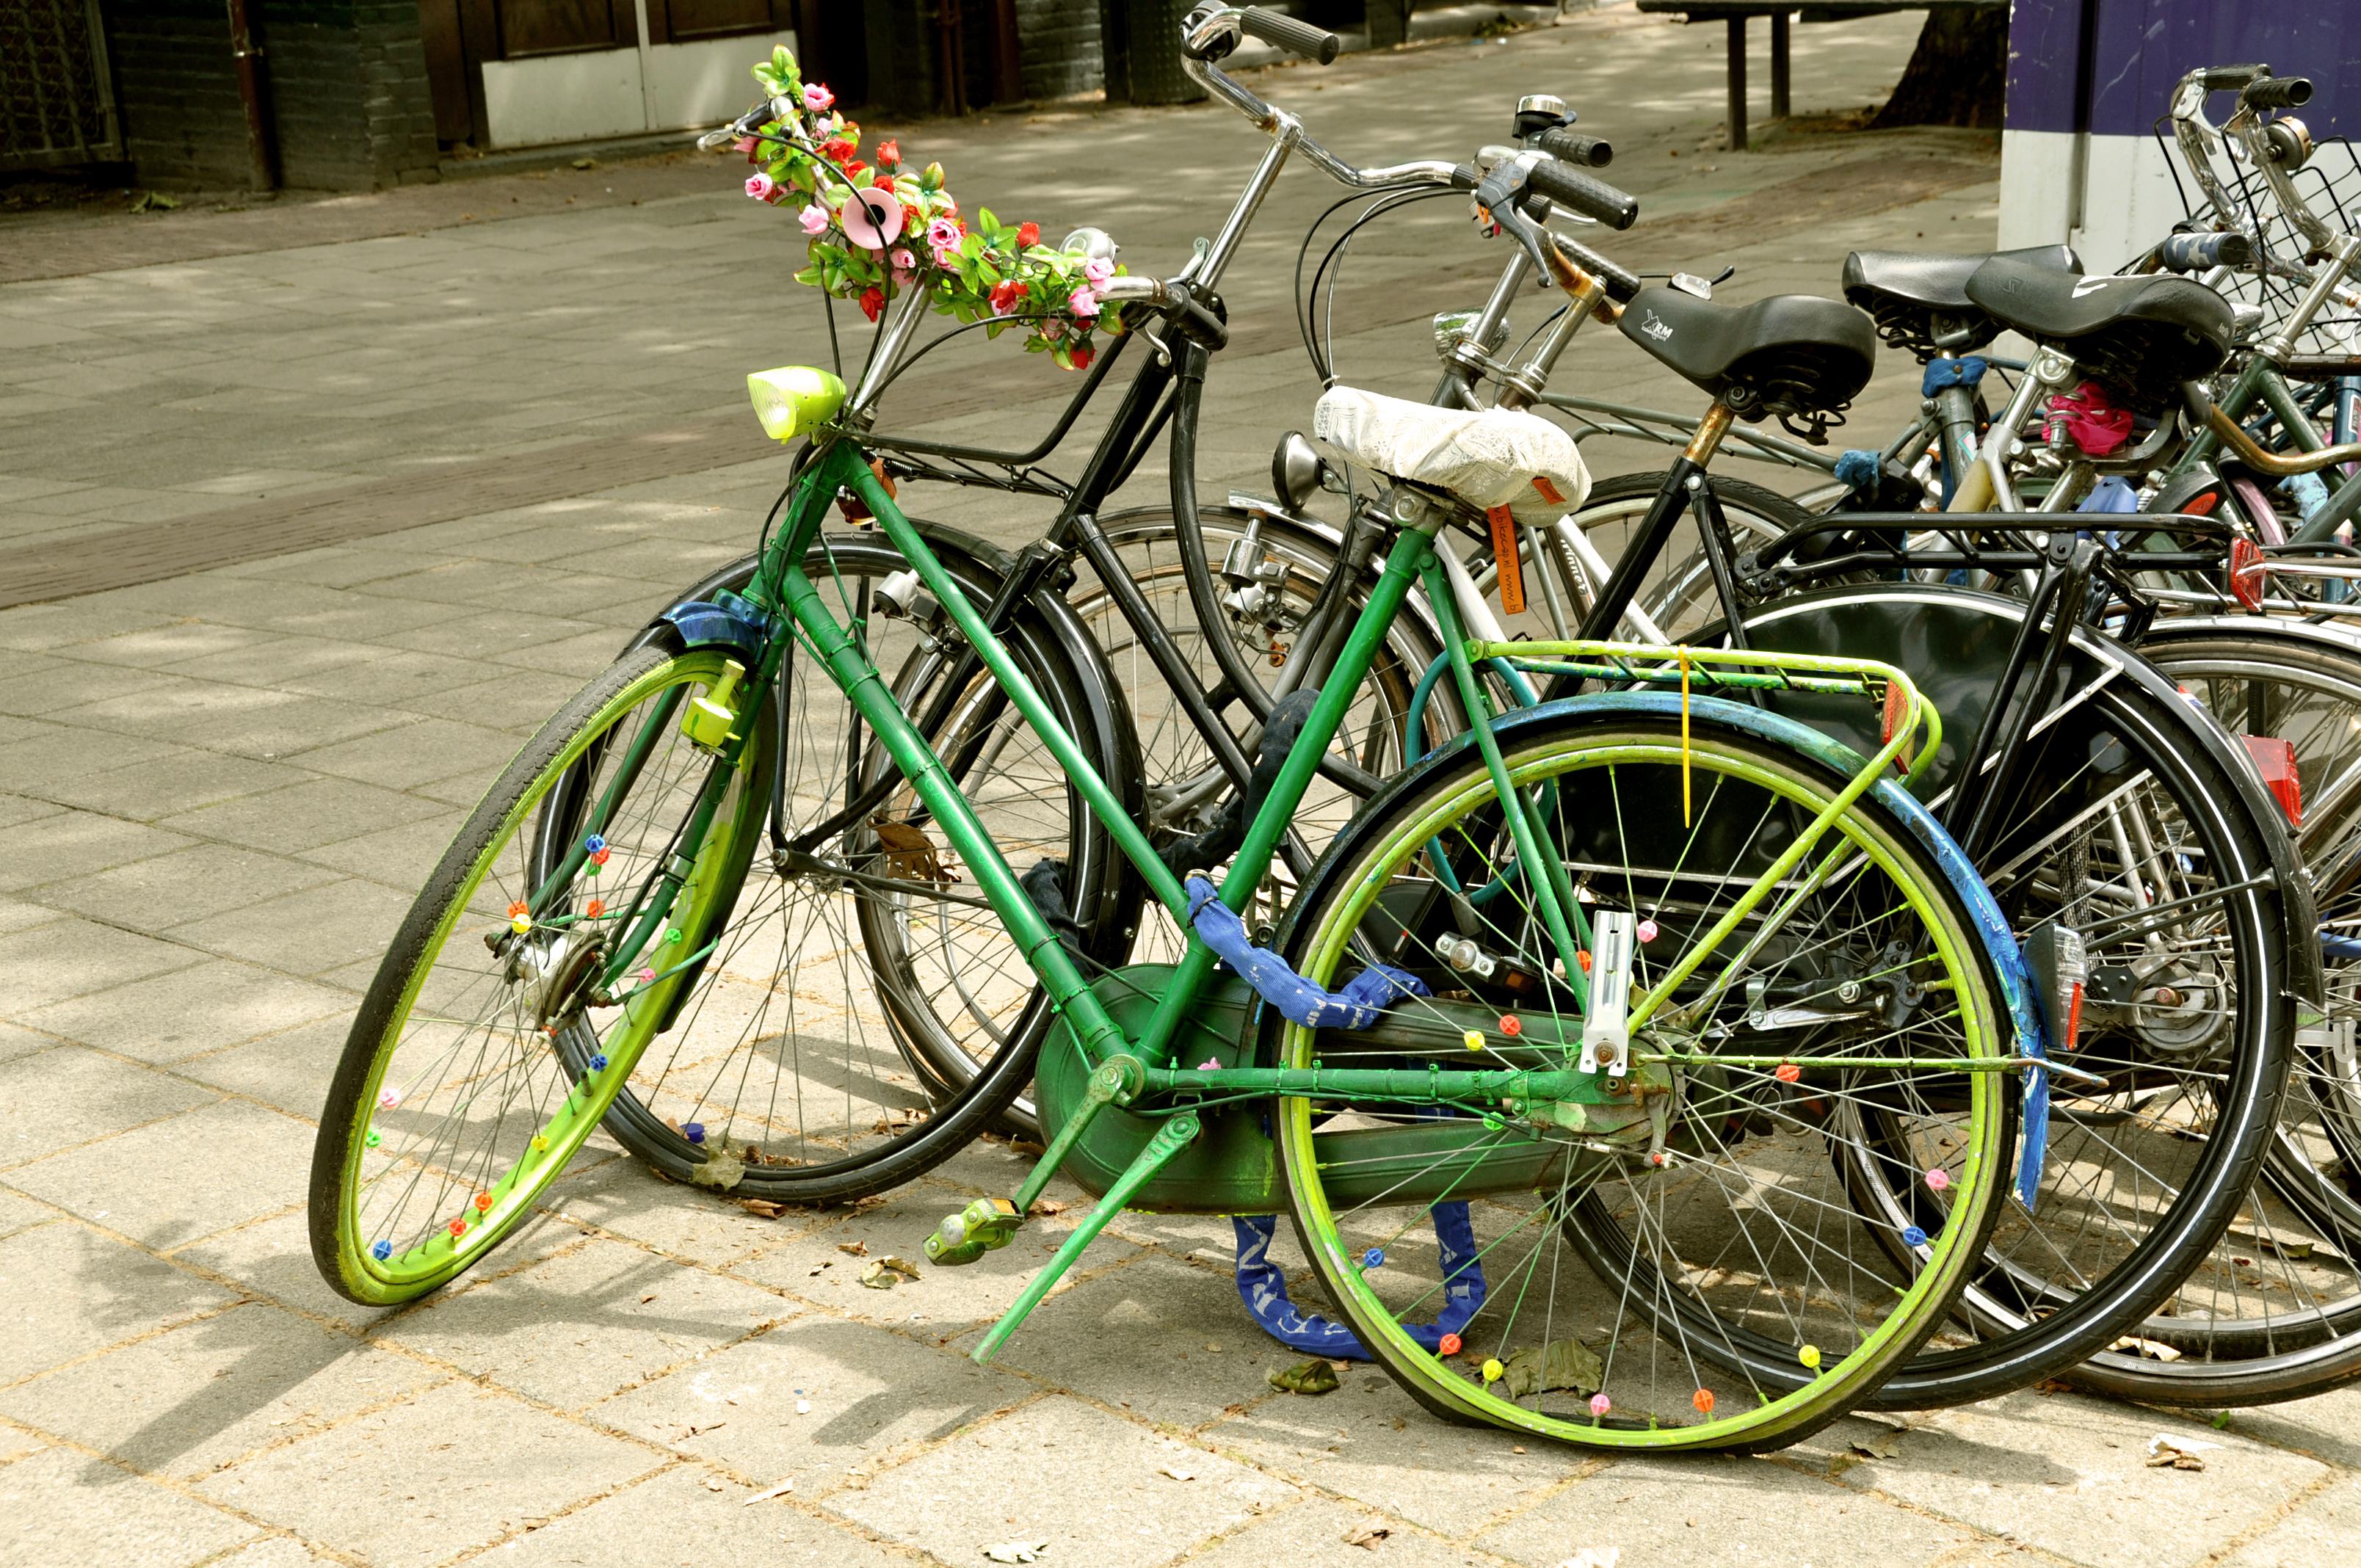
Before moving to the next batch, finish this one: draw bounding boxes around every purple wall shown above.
[2006,0,2357,138]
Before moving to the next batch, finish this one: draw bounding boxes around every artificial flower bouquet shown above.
[738,48,1123,371]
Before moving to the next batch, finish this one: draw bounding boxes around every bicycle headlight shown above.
[746,365,847,443]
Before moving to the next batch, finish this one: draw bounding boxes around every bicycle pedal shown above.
[924,1197,1021,1266]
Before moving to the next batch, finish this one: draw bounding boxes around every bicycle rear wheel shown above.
[1273,702,2010,1451]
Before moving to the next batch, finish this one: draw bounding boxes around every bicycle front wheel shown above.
[1272,702,2011,1452]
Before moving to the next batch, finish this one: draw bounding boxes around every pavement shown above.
[1,7,2351,1567]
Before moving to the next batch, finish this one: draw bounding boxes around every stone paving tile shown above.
[166,876,415,976]
[0,1188,58,1240]
[398,668,593,733]
[382,1236,789,1413]
[2216,1384,2361,1471]
[0,1444,259,1566]
[828,1394,1297,1568]
[1191,1496,1503,1567]
[68,622,282,669]
[0,1043,215,1166]
[54,678,413,760]
[0,1020,57,1065]
[596,1313,1030,1494]
[1838,1389,2330,1568]
[2220,1470,2361,1567]
[5,1099,315,1252]
[0,1300,443,1481]
[730,1182,1131,1334]
[493,1461,913,1566]
[0,791,62,830]
[176,1015,351,1117]
[19,957,349,1063]
[0,1222,233,1384]
[1477,1456,1975,1567]
[1205,1375,1578,1539]
[537,1154,830,1271]
[206,1537,341,1567]
[298,810,468,890]
[286,716,523,791]
[960,1252,1291,1431]
[16,747,305,821]
[192,1378,665,1568]
[0,810,195,892]
[156,774,450,854]
[0,658,183,717]
[30,841,340,938]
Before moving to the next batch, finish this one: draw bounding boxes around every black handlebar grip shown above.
[2244,75,2313,110]
[2200,63,2268,91]
[1238,6,1341,63]
[1526,158,1639,231]
[2158,231,2255,272]
[1535,126,1614,167]
[1552,233,1642,303]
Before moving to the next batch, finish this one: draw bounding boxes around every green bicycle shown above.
[310,7,2050,1451]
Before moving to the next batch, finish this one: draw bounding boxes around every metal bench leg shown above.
[1771,10,1790,120]
[1727,15,1748,151]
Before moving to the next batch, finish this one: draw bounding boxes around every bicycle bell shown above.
[1514,93,1572,139]
[1061,226,1120,266]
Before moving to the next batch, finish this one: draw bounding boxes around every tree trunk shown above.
[1868,8,2009,130]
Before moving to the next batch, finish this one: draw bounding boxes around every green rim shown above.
[328,650,763,1303]
[1277,727,2004,1450]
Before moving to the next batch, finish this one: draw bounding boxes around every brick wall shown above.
[97,0,438,192]
[1018,0,1100,101]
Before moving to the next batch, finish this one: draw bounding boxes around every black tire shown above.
[1744,587,2301,1407]
[570,531,1145,1202]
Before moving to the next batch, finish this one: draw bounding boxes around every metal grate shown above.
[2160,117,2361,362]
[0,0,120,170]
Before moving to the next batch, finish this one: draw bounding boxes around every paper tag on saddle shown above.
[1487,506,1526,616]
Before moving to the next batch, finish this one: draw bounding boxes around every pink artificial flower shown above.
[926,215,961,252]
[802,82,835,112]
[1067,286,1100,319]
[733,135,760,162]
[989,278,1029,316]
[889,247,917,284]
[1081,256,1114,289]
[1040,317,1065,341]
[745,172,779,203]
[797,202,830,235]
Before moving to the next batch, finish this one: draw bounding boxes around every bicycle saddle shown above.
[1617,287,1877,421]
[1311,387,1590,522]
[1842,244,2081,354]
[1965,256,2236,404]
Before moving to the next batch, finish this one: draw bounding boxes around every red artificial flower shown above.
[842,160,867,178]
[877,139,900,168]
[1068,341,1094,370]
[989,277,1029,316]
[858,286,886,323]
[820,136,857,165]
[1017,221,1040,249]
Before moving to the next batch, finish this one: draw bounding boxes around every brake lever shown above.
[1472,158,1555,277]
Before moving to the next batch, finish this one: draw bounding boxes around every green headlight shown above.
[746,365,847,442]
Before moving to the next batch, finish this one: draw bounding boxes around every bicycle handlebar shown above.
[1527,158,1639,230]
[1236,5,1340,62]
[2200,64,2268,92]
[2157,230,2255,272]
[2244,75,2313,111]
[1535,126,1614,167]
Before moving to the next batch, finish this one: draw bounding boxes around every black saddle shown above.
[1842,244,2081,355]
[1964,257,2235,407]
[1617,287,1876,424]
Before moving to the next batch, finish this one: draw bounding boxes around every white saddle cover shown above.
[1311,385,1590,526]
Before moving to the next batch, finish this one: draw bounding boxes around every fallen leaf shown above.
[1553,1550,1622,1568]
[1849,1434,1900,1461]
[1160,1462,1196,1481]
[641,1293,658,1304]
[2145,1434,2219,1471]
[743,1478,794,1506]
[1342,1520,1392,1550]
[1270,1359,1341,1395]
[859,1260,899,1290]
[739,1198,788,1218]
[2111,1336,2184,1362]
[689,1143,746,1191]
[1501,1337,1603,1400]
[838,1241,869,1256]
[982,1540,1050,1564]
[852,1194,891,1211]
[1029,1198,1068,1216]
[880,1255,922,1281]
